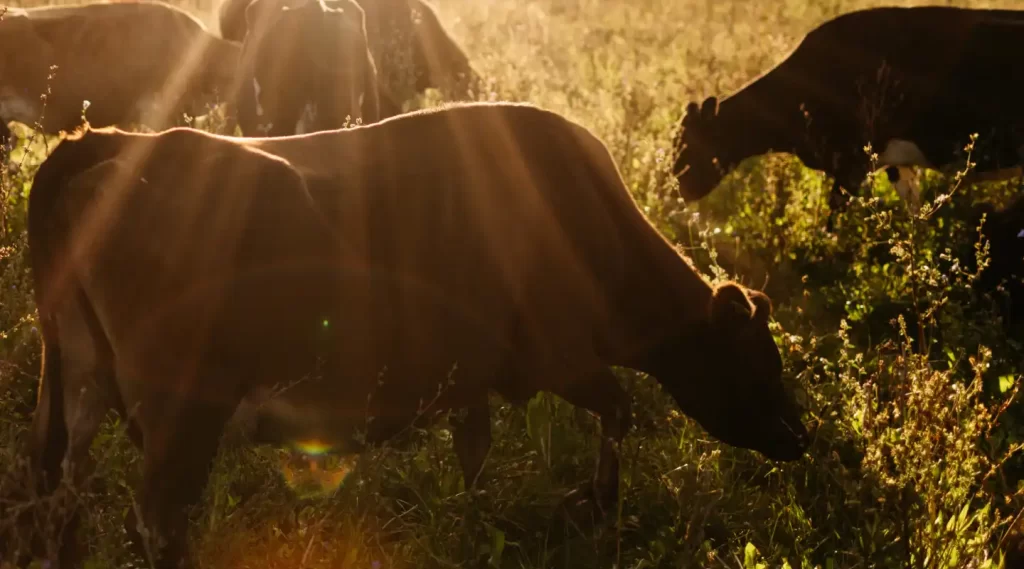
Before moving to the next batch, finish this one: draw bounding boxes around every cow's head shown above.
[652,282,808,461]
[239,0,376,136]
[368,0,480,105]
[674,97,730,202]
[408,0,480,100]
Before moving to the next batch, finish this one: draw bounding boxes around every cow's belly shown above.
[225,273,606,453]
[0,90,43,126]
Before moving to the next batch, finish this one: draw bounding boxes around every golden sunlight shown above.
[276,442,359,498]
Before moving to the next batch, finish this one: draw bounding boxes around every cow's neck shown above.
[603,223,713,373]
[714,85,804,171]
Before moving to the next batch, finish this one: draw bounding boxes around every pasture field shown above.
[3,0,1024,566]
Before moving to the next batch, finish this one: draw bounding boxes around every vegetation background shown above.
[3,0,1024,567]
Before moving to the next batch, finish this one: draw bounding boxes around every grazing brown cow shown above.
[219,0,479,118]
[235,0,380,136]
[16,102,807,568]
[0,1,241,144]
[673,6,1024,229]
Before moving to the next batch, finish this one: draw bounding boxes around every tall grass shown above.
[3,0,1024,567]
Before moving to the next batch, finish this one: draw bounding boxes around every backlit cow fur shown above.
[673,6,1024,228]
[15,103,806,568]
[0,1,241,143]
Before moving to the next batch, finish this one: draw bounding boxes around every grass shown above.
[3,0,1024,567]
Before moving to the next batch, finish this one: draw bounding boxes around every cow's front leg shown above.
[554,368,631,517]
[826,179,846,232]
[451,400,491,491]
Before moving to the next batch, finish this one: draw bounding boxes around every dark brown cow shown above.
[15,102,806,568]
[219,0,479,118]
[235,0,380,136]
[0,1,241,144]
[673,6,1024,228]
[968,196,1024,333]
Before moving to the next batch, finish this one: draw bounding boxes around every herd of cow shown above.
[1,1,1024,567]
[0,0,477,140]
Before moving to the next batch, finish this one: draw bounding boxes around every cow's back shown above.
[786,7,1024,128]
[723,4,1024,175]
[252,104,638,391]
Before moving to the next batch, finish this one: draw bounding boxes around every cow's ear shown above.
[709,282,754,329]
[700,96,718,118]
[683,101,701,126]
[748,290,773,325]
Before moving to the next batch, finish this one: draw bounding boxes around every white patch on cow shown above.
[880,139,931,208]
[894,165,922,213]
[879,139,932,169]
[252,77,265,117]
[295,103,317,135]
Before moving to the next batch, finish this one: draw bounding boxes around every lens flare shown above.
[294,438,333,456]
[276,440,358,497]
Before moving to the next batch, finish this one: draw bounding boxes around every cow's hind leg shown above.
[128,386,235,569]
[553,368,631,518]
[19,292,116,568]
[25,322,67,499]
[50,364,112,568]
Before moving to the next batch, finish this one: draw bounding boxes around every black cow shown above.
[12,102,807,568]
[674,6,1024,227]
